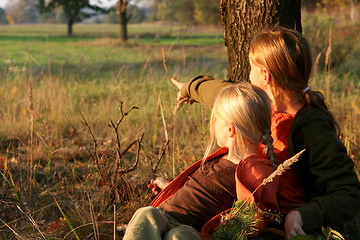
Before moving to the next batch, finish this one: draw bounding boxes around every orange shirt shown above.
[268,112,307,214]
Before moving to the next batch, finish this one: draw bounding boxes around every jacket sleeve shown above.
[291,110,360,231]
[180,75,234,108]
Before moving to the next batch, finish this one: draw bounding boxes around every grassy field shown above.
[0,13,360,239]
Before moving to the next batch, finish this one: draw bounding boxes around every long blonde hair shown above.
[204,83,277,169]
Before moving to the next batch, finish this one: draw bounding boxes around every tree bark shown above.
[67,18,73,36]
[220,0,302,82]
[118,0,128,42]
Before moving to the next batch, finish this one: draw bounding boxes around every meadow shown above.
[0,12,360,239]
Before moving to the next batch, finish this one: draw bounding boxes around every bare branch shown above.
[119,133,144,174]
[78,111,110,181]
[151,140,170,177]
[121,139,138,156]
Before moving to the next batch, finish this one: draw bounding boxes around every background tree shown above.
[5,0,40,24]
[0,8,8,24]
[105,4,146,24]
[116,0,148,42]
[220,0,302,82]
[149,0,176,23]
[37,0,109,36]
[193,0,221,26]
[117,0,129,42]
[171,0,196,25]
[39,7,66,23]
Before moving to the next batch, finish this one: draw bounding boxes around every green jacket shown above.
[180,75,360,232]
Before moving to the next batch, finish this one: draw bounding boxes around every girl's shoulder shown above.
[237,154,273,177]
[292,105,335,132]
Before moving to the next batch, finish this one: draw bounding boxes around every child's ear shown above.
[263,68,271,85]
[228,123,236,138]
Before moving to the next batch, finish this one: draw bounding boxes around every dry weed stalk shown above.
[325,26,332,98]
[28,76,35,202]
[149,140,170,178]
[80,102,144,203]
[161,48,168,73]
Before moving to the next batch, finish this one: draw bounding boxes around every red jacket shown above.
[150,148,279,239]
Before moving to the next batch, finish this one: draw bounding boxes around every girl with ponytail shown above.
[172,26,360,239]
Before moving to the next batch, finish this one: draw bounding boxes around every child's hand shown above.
[171,78,194,104]
[147,177,170,195]
[284,210,305,240]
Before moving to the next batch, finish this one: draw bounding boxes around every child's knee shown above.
[130,206,168,230]
[164,225,201,240]
[130,206,161,221]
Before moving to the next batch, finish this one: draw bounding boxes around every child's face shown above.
[214,116,229,148]
[249,59,266,90]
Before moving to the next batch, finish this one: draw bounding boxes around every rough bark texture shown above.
[117,0,128,42]
[220,0,302,82]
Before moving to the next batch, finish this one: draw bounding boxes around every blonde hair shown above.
[204,83,277,169]
[249,26,339,134]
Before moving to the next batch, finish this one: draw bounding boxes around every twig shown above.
[17,206,46,240]
[151,140,170,177]
[78,112,110,181]
[120,139,138,156]
[109,103,139,174]
[159,98,169,142]
[0,217,25,240]
[162,48,168,73]
[113,205,116,240]
[118,133,144,174]
[28,76,34,203]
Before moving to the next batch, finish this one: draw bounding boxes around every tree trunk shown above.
[220,0,302,82]
[118,0,128,42]
[119,9,128,41]
[67,18,73,36]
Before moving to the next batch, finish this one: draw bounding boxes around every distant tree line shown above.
[0,0,357,26]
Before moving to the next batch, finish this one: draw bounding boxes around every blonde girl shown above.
[171,26,360,239]
[124,83,279,240]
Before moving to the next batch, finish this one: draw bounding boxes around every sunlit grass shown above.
[0,16,359,239]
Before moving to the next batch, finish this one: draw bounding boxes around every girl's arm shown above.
[290,108,360,232]
[173,75,234,108]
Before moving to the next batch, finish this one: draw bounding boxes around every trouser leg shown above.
[164,225,201,240]
[123,206,170,240]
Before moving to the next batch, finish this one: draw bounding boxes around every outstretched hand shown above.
[284,210,306,240]
[171,78,194,105]
[147,177,170,195]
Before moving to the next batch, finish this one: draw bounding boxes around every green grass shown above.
[0,17,359,239]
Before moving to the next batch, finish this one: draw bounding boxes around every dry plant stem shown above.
[28,77,34,203]
[86,192,99,240]
[109,102,139,173]
[0,201,57,230]
[162,48,168,73]
[325,26,332,98]
[79,112,110,181]
[16,206,46,240]
[0,218,25,240]
[113,205,116,240]
[159,99,169,142]
[62,221,117,239]
[118,133,144,174]
[151,140,170,177]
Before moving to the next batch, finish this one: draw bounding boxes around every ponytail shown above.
[262,129,277,170]
[304,89,340,136]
